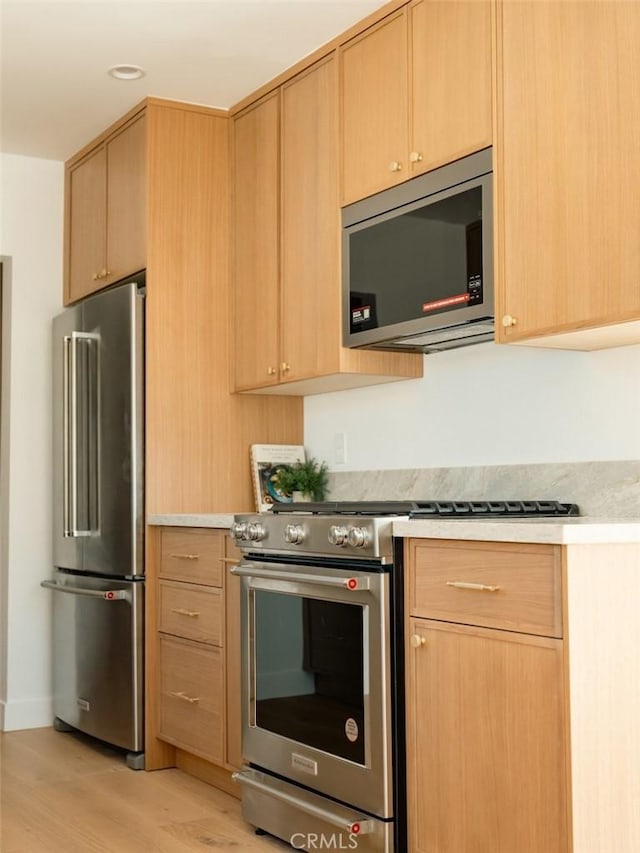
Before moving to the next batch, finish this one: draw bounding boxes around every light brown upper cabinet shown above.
[340,1,492,206]
[232,92,281,390]
[340,10,409,205]
[232,56,422,395]
[495,0,640,349]
[65,113,147,304]
[409,0,492,179]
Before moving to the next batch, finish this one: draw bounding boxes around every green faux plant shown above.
[274,457,329,502]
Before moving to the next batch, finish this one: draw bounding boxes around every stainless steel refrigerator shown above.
[43,276,145,767]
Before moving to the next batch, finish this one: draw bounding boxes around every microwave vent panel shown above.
[379,320,495,353]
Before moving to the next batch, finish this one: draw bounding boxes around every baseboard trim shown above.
[2,696,53,731]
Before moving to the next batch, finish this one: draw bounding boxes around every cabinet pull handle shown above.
[409,151,423,163]
[280,362,291,373]
[171,608,199,617]
[502,314,518,328]
[446,581,501,592]
[220,557,240,564]
[170,691,200,704]
[267,366,277,375]
[410,634,426,648]
[389,160,403,172]
[169,552,200,560]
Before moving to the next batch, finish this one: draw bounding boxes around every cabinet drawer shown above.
[407,540,562,638]
[158,580,223,645]
[158,634,224,764]
[159,528,224,587]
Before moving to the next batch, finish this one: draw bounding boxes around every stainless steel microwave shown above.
[342,148,493,353]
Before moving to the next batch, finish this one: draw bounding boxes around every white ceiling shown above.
[1,0,388,162]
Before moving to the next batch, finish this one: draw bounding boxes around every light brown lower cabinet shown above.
[147,525,243,787]
[158,634,224,764]
[406,539,568,852]
[405,538,640,853]
[407,619,567,853]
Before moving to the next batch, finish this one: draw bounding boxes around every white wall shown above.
[0,153,64,729]
[304,341,640,470]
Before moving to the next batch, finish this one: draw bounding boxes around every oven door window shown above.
[253,590,365,765]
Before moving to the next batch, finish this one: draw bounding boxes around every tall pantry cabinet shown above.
[63,98,303,517]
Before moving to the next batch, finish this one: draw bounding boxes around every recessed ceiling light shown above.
[108,65,146,81]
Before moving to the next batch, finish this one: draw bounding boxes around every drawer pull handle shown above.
[171,608,200,617]
[170,691,200,704]
[446,581,501,592]
[169,552,200,560]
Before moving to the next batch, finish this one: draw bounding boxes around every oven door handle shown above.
[232,769,376,835]
[230,563,370,591]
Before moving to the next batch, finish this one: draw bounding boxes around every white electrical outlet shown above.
[334,432,347,465]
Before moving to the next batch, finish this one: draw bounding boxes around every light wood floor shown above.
[0,727,288,852]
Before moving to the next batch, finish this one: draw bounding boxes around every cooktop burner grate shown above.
[408,500,580,518]
[271,500,580,518]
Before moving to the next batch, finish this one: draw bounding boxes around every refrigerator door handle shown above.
[67,332,99,537]
[41,579,130,602]
[63,335,72,537]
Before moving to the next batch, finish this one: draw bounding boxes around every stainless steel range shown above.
[229,500,579,852]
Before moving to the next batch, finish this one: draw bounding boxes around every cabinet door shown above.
[232,93,281,390]
[106,114,147,285]
[340,10,408,205]
[496,0,640,342]
[67,146,107,303]
[407,618,569,853]
[281,56,340,383]
[409,0,491,177]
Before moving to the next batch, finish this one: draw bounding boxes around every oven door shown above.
[233,558,393,819]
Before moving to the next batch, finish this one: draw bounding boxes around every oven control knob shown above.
[246,522,266,542]
[328,525,349,547]
[284,523,306,545]
[347,526,371,548]
[230,522,248,541]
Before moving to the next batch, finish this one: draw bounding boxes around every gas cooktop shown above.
[271,500,580,518]
[232,501,580,561]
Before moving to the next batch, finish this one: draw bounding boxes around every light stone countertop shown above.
[148,513,236,529]
[392,517,640,545]
[149,513,640,544]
